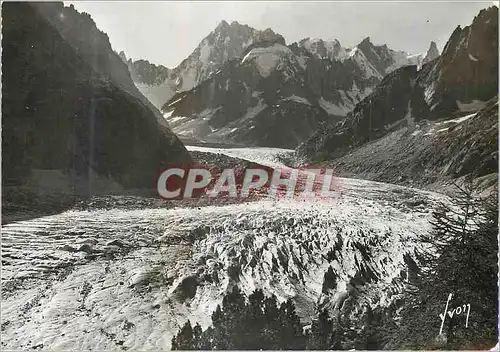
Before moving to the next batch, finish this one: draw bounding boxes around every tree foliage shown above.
[393,178,498,349]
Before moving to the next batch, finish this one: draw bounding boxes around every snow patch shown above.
[424,82,437,105]
[167,96,184,106]
[284,95,311,106]
[319,97,349,116]
[198,107,221,121]
[349,47,358,58]
[240,98,267,122]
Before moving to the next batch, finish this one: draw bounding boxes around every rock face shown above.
[2,2,190,194]
[126,56,170,86]
[289,42,378,115]
[162,43,329,148]
[121,54,172,109]
[315,96,498,187]
[297,6,498,162]
[127,21,286,108]
[344,37,430,77]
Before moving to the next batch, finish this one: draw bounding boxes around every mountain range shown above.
[297,6,498,167]
[123,22,439,147]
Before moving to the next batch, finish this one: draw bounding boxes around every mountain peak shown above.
[422,40,440,65]
[428,41,439,53]
[215,20,229,30]
[360,36,372,45]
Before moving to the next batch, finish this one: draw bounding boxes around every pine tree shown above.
[262,294,281,349]
[321,266,337,294]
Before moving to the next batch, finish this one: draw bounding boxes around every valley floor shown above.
[1,146,446,350]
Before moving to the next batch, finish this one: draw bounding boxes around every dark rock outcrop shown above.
[296,65,418,159]
[2,2,190,194]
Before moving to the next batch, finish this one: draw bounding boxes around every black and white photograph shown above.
[1,1,499,350]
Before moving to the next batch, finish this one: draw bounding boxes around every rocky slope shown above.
[296,65,419,160]
[297,5,498,182]
[421,41,440,66]
[2,2,190,200]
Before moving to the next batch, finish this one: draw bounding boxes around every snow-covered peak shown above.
[298,37,348,61]
[354,36,435,74]
[386,50,422,72]
[348,46,358,58]
[422,41,440,65]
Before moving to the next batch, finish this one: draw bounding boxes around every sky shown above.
[68,1,495,68]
